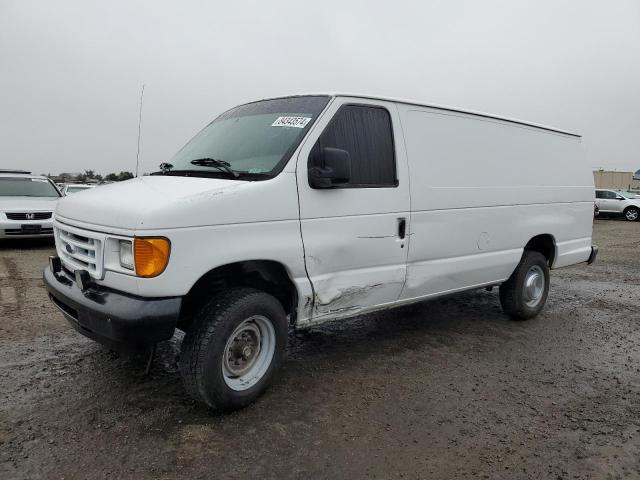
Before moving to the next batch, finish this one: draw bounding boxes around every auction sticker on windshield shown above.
[271,116,311,128]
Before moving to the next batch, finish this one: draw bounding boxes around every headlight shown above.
[106,236,171,277]
[134,237,171,278]
[118,240,134,270]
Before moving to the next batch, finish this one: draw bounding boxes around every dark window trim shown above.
[309,103,399,189]
[48,178,62,197]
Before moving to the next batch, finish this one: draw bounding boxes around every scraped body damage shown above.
[295,221,409,326]
[313,281,405,316]
[315,283,382,314]
[295,280,404,328]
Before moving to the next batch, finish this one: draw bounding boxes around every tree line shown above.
[48,170,135,183]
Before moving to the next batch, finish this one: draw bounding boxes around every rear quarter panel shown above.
[396,104,593,300]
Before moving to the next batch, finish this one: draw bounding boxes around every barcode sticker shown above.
[271,116,312,128]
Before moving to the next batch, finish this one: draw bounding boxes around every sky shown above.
[1,0,639,175]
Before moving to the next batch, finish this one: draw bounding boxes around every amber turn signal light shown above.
[134,237,171,278]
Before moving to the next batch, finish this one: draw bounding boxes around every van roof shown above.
[260,93,581,138]
[0,169,32,174]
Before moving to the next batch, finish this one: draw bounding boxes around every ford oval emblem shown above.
[65,244,74,254]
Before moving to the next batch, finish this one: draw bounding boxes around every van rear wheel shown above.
[179,287,288,411]
[499,251,549,320]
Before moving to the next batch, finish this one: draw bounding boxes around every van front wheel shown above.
[499,251,550,320]
[179,287,288,411]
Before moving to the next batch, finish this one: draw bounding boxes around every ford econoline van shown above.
[44,94,597,410]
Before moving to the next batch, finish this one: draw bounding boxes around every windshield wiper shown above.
[190,158,239,178]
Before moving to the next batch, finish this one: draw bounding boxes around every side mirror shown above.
[308,147,351,188]
[616,196,624,200]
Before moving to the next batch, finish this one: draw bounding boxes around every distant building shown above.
[593,170,640,191]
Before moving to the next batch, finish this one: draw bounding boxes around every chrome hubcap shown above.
[224,322,261,377]
[222,315,275,391]
[523,265,545,308]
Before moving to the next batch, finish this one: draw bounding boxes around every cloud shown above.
[1,0,638,174]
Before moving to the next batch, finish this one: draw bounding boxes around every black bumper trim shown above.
[43,267,182,350]
[587,245,598,265]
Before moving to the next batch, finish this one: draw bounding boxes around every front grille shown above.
[4,227,54,236]
[55,225,103,278]
[6,212,52,220]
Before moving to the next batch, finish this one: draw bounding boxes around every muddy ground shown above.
[1,219,639,479]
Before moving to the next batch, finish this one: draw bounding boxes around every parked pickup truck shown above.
[44,93,597,410]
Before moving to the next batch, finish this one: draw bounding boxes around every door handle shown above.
[397,218,406,239]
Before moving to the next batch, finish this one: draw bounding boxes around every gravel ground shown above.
[1,219,639,479]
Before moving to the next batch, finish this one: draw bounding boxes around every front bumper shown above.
[43,262,182,351]
[0,218,53,238]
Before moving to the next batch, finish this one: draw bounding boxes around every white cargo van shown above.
[44,94,597,410]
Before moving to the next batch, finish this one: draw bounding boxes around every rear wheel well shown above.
[524,234,556,267]
[178,261,298,330]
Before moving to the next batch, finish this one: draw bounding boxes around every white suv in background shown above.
[595,189,640,221]
[0,170,61,239]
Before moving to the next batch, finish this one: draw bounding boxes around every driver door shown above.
[296,98,411,322]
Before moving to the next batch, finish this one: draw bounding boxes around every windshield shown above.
[167,96,330,179]
[0,177,60,197]
[618,191,639,199]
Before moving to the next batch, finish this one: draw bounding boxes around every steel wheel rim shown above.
[523,265,545,308]
[222,315,275,391]
[626,209,638,221]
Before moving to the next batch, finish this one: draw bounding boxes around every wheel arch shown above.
[177,260,299,330]
[523,234,557,267]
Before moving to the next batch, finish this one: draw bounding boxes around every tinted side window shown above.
[604,191,617,199]
[311,105,396,187]
[595,191,603,199]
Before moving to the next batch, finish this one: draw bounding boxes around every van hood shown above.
[55,174,299,231]
[0,196,59,212]
[55,176,253,230]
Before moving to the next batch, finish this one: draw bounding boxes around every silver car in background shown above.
[595,189,640,221]
[62,184,96,195]
[0,170,60,239]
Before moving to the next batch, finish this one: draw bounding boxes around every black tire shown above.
[499,250,550,320]
[624,207,639,222]
[179,287,288,411]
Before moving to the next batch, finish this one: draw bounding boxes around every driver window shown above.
[310,105,397,188]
